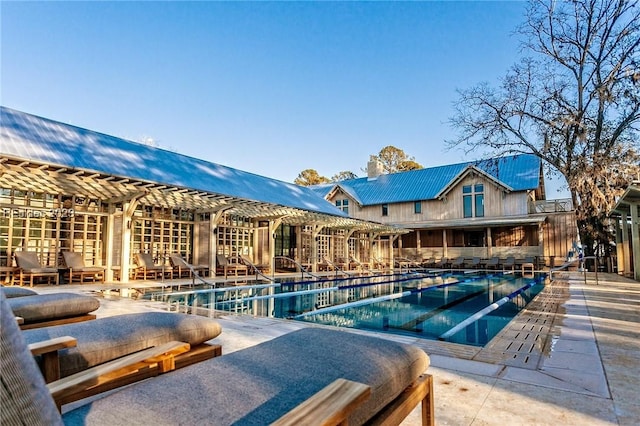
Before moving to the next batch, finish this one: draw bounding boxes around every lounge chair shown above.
[216,254,248,278]
[14,251,59,287]
[3,289,100,330]
[421,257,436,268]
[169,253,209,279]
[502,256,516,271]
[135,252,171,280]
[482,257,500,269]
[240,254,270,275]
[465,257,482,269]
[23,310,222,391]
[1,285,38,298]
[2,292,434,425]
[434,257,449,268]
[61,252,105,283]
[450,256,465,269]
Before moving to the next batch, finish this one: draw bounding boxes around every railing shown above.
[274,256,321,280]
[322,257,353,278]
[549,256,599,285]
[240,258,275,283]
[531,198,573,213]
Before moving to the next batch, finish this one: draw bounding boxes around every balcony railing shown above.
[530,198,573,214]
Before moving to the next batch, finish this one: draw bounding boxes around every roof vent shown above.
[367,156,384,180]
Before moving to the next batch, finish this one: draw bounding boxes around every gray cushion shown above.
[24,312,222,377]
[1,286,39,298]
[63,327,429,425]
[7,292,100,323]
[0,292,63,426]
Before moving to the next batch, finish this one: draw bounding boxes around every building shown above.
[0,107,404,282]
[612,183,640,280]
[313,155,577,266]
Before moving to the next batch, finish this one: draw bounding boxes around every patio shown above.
[28,271,640,425]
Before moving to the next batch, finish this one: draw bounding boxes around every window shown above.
[382,204,388,216]
[414,201,422,214]
[463,184,484,218]
[335,199,349,214]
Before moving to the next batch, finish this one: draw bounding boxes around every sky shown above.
[1,1,570,198]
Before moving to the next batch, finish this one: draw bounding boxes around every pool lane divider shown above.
[438,278,542,341]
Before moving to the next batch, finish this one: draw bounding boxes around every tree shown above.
[374,146,423,173]
[448,0,640,257]
[331,171,358,182]
[294,169,330,186]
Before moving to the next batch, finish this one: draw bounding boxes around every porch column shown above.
[615,216,624,275]
[621,212,630,277]
[442,229,448,258]
[631,204,640,281]
[119,202,133,283]
[104,205,116,282]
[486,227,492,259]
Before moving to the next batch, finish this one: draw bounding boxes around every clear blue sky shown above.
[0,1,570,197]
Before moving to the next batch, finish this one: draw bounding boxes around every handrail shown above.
[240,258,276,283]
[348,256,375,275]
[274,256,321,280]
[549,255,599,285]
[322,257,353,277]
[394,256,420,273]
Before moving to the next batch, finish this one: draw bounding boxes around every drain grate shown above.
[472,280,569,369]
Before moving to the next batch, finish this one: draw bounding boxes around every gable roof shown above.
[314,154,541,206]
[0,106,347,218]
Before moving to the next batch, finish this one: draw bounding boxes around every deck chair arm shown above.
[15,315,24,325]
[29,336,78,356]
[47,340,190,409]
[272,378,371,426]
[29,336,79,384]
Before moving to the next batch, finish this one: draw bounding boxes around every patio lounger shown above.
[169,253,209,279]
[135,252,171,280]
[2,293,434,425]
[71,327,432,425]
[61,252,105,283]
[482,257,500,269]
[502,256,516,271]
[216,254,248,278]
[450,256,465,269]
[421,257,436,268]
[23,311,222,405]
[465,257,482,268]
[0,285,38,298]
[434,257,449,268]
[240,254,270,275]
[14,251,59,287]
[4,290,100,330]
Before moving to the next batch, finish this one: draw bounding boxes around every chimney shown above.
[367,156,384,180]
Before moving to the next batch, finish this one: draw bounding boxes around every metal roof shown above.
[315,155,541,206]
[0,106,406,234]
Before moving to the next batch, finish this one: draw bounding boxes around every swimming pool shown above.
[155,271,547,347]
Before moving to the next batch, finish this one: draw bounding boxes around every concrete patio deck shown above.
[28,271,640,425]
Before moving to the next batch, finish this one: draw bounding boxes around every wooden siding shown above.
[331,175,531,224]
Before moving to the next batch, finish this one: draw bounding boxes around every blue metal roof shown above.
[0,106,347,217]
[315,155,541,206]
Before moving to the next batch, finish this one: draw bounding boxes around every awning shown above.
[612,183,640,216]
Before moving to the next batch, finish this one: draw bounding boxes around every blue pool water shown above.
[158,271,546,347]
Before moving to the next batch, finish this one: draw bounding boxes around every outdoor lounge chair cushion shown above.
[63,327,429,425]
[24,312,223,378]
[0,285,38,298]
[5,292,100,324]
[0,292,63,426]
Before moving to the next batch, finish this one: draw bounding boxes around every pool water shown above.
[157,271,546,347]
[289,273,545,346]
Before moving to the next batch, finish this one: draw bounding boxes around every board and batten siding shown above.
[331,175,531,224]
